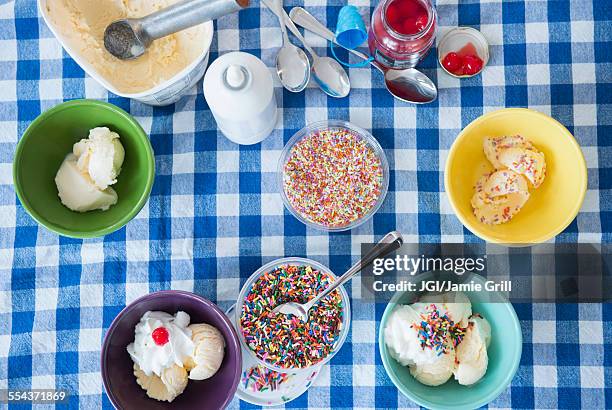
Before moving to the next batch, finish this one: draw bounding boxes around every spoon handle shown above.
[304,231,404,310]
[261,0,317,56]
[289,7,372,63]
[271,0,290,44]
[141,0,248,40]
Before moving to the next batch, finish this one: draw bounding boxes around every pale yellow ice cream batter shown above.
[44,0,209,94]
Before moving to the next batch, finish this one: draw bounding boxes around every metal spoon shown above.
[289,7,437,104]
[262,0,350,98]
[273,231,404,321]
[268,0,310,92]
[104,0,249,60]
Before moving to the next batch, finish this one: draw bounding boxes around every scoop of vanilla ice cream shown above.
[55,154,118,212]
[184,323,225,380]
[160,364,189,399]
[471,171,530,225]
[127,311,195,378]
[384,304,457,386]
[409,349,455,386]
[55,127,125,212]
[498,147,546,188]
[453,316,491,385]
[483,135,536,169]
[74,127,125,190]
[482,169,529,196]
[134,363,188,403]
[385,305,430,367]
[418,292,472,328]
[471,315,491,347]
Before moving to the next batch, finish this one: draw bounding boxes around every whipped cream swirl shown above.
[127,311,194,377]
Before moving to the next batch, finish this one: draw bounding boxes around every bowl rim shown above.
[13,99,155,239]
[235,257,352,374]
[100,290,242,410]
[444,107,588,245]
[277,120,390,232]
[378,272,523,410]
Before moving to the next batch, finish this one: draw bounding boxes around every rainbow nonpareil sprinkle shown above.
[410,304,465,356]
[283,128,384,228]
[241,365,289,392]
[240,265,344,369]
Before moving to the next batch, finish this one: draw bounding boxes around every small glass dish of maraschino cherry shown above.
[437,27,489,78]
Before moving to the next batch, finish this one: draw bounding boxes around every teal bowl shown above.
[379,272,522,410]
[13,100,155,238]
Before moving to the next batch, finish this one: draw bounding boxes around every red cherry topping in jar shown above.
[397,0,419,16]
[442,52,463,74]
[385,0,429,35]
[386,2,401,25]
[462,54,484,75]
[414,13,428,32]
[402,18,419,35]
[152,327,170,346]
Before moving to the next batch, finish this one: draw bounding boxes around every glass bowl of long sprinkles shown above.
[278,120,390,231]
[236,257,351,375]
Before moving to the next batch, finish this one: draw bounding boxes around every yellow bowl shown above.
[445,108,587,245]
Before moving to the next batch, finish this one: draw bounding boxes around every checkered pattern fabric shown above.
[0,0,610,408]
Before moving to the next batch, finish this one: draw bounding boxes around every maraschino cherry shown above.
[462,54,484,75]
[441,41,485,76]
[442,52,462,74]
[152,327,170,346]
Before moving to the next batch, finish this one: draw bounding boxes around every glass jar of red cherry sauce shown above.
[368,0,437,69]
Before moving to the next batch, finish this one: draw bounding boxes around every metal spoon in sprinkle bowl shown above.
[273,231,404,321]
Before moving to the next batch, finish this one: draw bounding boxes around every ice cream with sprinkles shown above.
[384,291,491,386]
[472,135,546,225]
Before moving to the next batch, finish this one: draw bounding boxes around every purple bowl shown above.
[101,291,242,409]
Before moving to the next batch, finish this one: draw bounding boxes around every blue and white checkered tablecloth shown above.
[0,0,610,408]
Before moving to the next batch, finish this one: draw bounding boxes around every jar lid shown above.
[203,52,274,120]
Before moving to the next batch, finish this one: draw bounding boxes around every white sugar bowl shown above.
[203,51,278,145]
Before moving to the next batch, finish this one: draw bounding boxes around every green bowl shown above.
[13,100,155,238]
[379,272,522,410]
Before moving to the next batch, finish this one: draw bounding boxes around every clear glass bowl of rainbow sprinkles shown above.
[278,120,390,232]
[236,257,351,375]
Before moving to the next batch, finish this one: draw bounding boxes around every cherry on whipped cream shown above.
[152,326,170,346]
